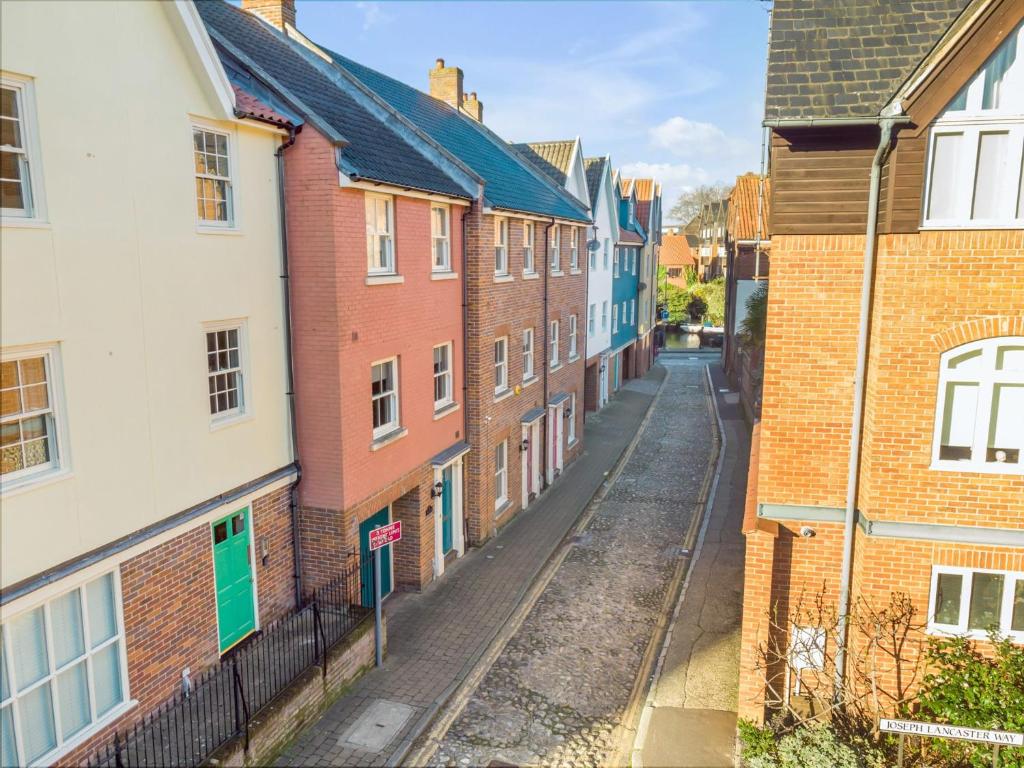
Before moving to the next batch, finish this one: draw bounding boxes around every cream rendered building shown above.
[1,2,297,764]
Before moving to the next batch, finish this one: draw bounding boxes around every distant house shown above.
[610,175,646,389]
[631,179,662,376]
[723,173,770,385]
[695,199,728,280]
[659,234,697,289]
[583,156,618,412]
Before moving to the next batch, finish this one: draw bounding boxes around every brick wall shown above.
[739,229,1024,722]
[463,205,587,545]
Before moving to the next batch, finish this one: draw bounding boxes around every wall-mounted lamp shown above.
[519,438,529,453]
[564,407,573,419]
[430,481,444,498]
[259,536,269,566]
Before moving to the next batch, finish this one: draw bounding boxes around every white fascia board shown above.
[339,174,471,204]
[166,0,236,120]
[481,206,587,226]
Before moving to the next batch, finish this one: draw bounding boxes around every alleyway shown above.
[419,358,717,767]
[276,366,668,767]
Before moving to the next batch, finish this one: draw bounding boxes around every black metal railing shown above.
[86,558,370,768]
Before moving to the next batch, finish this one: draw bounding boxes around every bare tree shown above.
[668,182,734,225]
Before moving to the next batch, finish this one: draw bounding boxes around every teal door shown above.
[359,507,393,607]
[441,467,453,555]
[212,508,256,652]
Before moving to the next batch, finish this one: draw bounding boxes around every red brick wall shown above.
[739,229,1024,722]
[463,207,587,544]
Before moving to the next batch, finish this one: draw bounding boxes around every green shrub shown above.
[738,720,886,768]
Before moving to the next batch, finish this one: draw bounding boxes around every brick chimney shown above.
[429,59,463,112]
[464,91,483,123]
[241,0,296,30]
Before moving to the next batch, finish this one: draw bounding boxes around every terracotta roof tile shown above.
[660,234,696,267]
[727,173,771,241]
[232,84,293,127]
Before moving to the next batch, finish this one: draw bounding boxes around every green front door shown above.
[359,507,393,607]
[441,466,453,555]
[212,508,256,652]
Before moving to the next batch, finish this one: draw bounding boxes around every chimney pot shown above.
[435,58,445,68]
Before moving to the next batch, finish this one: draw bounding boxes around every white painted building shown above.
[1,2,296,763]
[583,156,617,410]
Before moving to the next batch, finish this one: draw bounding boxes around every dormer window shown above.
[923,23,1023,229]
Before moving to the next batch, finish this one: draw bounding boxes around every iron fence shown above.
[86,558,370,768]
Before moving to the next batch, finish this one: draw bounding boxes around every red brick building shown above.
[740,0,1023,723]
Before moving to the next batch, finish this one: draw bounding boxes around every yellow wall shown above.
[1,1,292,587]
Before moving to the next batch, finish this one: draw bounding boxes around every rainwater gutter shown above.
[834,110,902,700]
[460,203,471,548]
[542,218,555,488]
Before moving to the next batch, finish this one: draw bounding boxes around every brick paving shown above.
[425,358,715,767]
[275,365,666,767]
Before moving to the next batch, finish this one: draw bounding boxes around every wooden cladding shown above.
[770,126,925,235]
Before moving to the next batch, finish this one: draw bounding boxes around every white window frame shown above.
[0,570,131,767]
[494,337,508,394]
[613,248,620,277]
[588,304,596,336]
[204,320,249,426]
[922,24,1024,229]
[371,356,400,439]
[568,314,578,358]
[365,193,395,274]
[589,238,596,271]
[432,342,453,410]
[431,204,451,272]
[1,344,68,492]
[612,304,619,334]
[603,238,610,269]
[549,320,560,368]
[494,439,508,509]
[192,123,236,229]
[630,299,636,326]
[549,225,561,272]
[602,301,609,331]
[1,74,46,222]
[522,221,535,275]
[522,328,534,381]
[494,217,508,276]
[927,565,1024,642]
[570,228,579,270]
[931,336,1024,474]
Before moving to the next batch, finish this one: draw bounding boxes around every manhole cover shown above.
[339,699,414,752]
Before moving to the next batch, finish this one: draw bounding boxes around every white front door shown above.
[521,424,530,509]
[546,405,564,484]
[432,457,465,579]
[599,355,609,406]
[531,420,542,495]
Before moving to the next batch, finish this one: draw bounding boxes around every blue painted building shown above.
[609,174,646,389]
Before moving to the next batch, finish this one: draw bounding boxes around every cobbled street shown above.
[428,358,716,767]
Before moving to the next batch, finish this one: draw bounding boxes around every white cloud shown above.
[649,116,754,161]
[618,161,712,212]
[354,2,393,31]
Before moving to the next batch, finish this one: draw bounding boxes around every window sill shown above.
[494,387,514,403]
[929,460,1024,476]
[550,270,565,277]
[370,426,408,451]
[567,437,579,448]
[522,375,539,389]
[926,624,1024,643]
[366,274,404,286]
[567,354,581,364]
[493,273,514,284]
[0,466,73,498]
[36,699,139,768]
[570,268,582,275]
[433,401,460,420]
[196,225,242,236]
[1,216,50,229]
[522,272,540,280]
[494,499,513,517]
[431,271,458,281]
[549,362,563,372]
[210,411,254,432]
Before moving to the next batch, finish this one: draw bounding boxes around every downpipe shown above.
[834,115,898,700]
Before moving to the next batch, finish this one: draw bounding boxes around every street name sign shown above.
[880,719,1024,747]
[369,521,402,551]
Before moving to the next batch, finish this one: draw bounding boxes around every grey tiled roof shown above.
[765,0,970,120]
[511,141,575,186]
[196,1,471,198]
[584,157,607,210]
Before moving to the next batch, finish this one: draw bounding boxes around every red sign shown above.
[368,521,402,551]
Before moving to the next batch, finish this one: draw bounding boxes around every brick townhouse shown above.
[722,172,771,387]
[198,0,483,604]
[695,198,728,281]
[632,178,662,376]
[739,0,1023,723]
[1,2,300,764]
[217,0,591,548]
[609,174,646,389]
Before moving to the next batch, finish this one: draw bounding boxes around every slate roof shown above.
[727,174,771,241]
[584,157,607,210]
[660,234,696,268]
[326,52,590,222]
[196,1,470,199]
[511,140,575,186]
[765,0,971,120]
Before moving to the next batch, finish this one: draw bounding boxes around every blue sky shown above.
[290,0,771,218]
